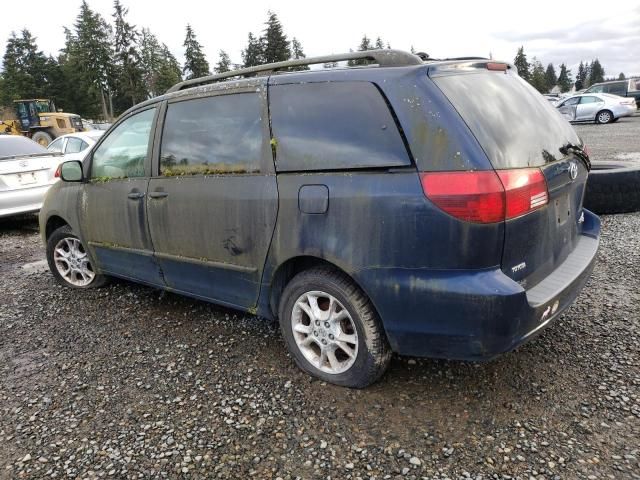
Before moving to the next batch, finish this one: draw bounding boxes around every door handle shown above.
[127,192,145,200]
[148,191,168,199]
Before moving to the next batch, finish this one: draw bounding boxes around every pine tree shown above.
[262,11,290,64]
[588,59,605,85]
[64,1,115,118]
[513,46,530,82]
[139,28,163,98]
[618,72,626,80]
[242,33,263,67]
[155,44,182,94]
[544,63,557,92]
[375,37,385,50]
[112,0,145,111]
[353,35,373,66]
[0,30,50,104]
[214,50,232,73]
[557,63,572,93]
[529,58,548,93]
[183,24,210,79]
[290,37,309,71]
[575,61,586,90]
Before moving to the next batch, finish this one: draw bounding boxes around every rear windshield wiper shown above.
[559,143,591,172]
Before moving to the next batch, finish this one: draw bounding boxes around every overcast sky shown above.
[2,0,639,77]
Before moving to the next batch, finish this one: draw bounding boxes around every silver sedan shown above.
[556,93,637,124]
[0,135,64,218]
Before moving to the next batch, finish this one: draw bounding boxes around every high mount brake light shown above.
[420,169,549,223]
[486,62,508,71]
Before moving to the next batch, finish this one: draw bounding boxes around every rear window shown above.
[0,136,48,159]
[270,82,410,171]
[433,71,580,169]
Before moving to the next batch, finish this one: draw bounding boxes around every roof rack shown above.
[166,49,423,93]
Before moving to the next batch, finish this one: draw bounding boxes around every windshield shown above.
[35,100,53,113]
[433,71,580,169]
[0,135,49,159]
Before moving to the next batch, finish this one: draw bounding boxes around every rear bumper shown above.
[0,183,53,218]
[355,210,601,360]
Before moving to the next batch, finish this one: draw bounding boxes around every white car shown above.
[47,130,104,161]
[0,135,64,218]
[555,93,636,124]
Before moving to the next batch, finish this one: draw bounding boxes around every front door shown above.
[80,106,163,285]
[575,95,603,121]
[146,83,277,309]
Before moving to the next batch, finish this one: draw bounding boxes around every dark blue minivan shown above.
[41,50,600,387]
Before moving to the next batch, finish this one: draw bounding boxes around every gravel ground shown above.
[1,118,639,480]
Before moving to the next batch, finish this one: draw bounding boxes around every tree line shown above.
[513,46,626,94]
[0,3,317,119]
[1,4,630,120]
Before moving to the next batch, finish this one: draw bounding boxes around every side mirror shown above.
[59,160,84,182]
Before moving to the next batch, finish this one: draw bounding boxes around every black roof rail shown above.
[166,49,423,93]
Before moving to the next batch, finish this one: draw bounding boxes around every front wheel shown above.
[46,225,107,288]
[278,267,391,388]
[32,131,53,146]
[595,110,613,124]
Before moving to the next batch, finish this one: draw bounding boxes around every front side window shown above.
[160,93,262,176]
[562,97,580,106]
[270,82,410,171]
[91,108,156,180]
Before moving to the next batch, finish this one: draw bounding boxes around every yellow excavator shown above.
[0,99,84,146]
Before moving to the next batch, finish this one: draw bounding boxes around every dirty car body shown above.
[40,51,600,385]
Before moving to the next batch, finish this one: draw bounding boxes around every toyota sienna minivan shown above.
[40,50,600,388]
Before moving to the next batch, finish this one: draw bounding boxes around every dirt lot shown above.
[1,115,639,480]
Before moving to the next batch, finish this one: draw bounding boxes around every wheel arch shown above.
[45,215,70,240]
[267,255,375,321]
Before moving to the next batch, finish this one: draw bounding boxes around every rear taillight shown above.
[420,168,548,223]
[54,165,62,178]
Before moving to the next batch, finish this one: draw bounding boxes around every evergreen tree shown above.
[155,44,182,94]
[618,72,626,80]
[557,63,572,92]
[544,63,557,91]
[513,46,530,82]
[375,37,385,49]
[529,58,548,93]
[214,50,232,73]
[575,61,586,90]
[353,35,373,66]
[64,1,114,118]
[183,24,210,79]
[0,30,50,104]
[588,59,605,85]
[262,11,290,64]
[290,37,309,71]
[242,33,263,67]
[112,0,145,111]
[139,28,163,98]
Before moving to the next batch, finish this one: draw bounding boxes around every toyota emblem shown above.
[568,162,578,181]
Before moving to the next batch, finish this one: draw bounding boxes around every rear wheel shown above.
[32,131,53,146]
[278,267,391,388]
[595,110,613,124]
[46,225,107,288]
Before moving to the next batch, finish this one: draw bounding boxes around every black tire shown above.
[584,160,640,214]
[278,266,391,388]
[31,130,53,146]
[595,110,613,124]
[46,225,108,288]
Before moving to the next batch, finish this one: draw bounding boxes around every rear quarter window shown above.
[270,82,410,171]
